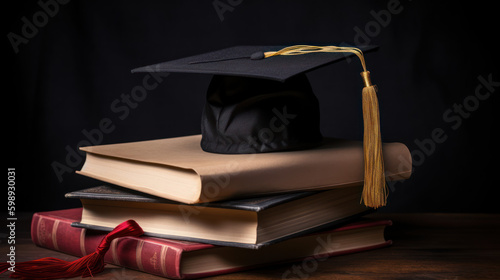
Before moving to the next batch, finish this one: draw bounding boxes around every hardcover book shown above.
[76,134,411,204]
[66,185,370,248]
[31,208,392,279]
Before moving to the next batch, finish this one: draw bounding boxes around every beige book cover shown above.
[77,135,411,204]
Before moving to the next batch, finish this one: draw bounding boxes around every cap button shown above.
[250,51,265,60]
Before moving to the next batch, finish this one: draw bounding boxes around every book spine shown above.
[30,213,184,279]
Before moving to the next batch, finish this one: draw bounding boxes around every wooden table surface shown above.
[1,213,499,279]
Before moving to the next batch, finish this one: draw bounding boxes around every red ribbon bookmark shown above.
[0,219,144,279]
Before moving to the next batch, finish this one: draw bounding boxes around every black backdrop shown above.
[7,0,499,213]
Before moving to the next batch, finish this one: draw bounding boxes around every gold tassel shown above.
[260,45,388,208]
[360,71,387,208]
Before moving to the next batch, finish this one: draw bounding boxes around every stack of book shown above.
[33,134,411,279]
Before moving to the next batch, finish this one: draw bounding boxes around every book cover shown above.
[67,185,371,248]
[65,184,317,212]
[31,208,392,279]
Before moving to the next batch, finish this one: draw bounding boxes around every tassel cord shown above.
[264,45,368,72]
[264,45,387,208]
[0,220,144,279]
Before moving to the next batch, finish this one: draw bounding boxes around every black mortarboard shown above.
[132,45,376,82]
[132,45,386,208]
[132,45,375,153]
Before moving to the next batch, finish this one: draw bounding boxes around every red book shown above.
[31,208,392,279]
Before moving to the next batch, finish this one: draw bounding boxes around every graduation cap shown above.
[132,45,386,209]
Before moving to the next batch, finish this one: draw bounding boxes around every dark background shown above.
[6,0,499,213]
